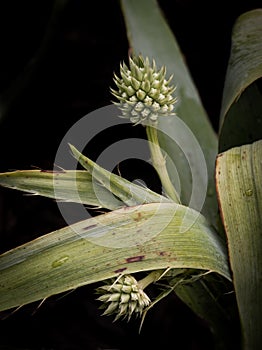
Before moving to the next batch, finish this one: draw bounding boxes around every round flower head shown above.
[111,56,177,125]
[96,275,151,321]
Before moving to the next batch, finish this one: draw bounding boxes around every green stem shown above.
[138,269,165,290]
[146,125,181,203]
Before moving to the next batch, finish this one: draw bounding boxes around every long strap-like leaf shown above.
[219,9,262,152]
[0,169,122,210]
[119,2,236,346]
[0,162,168,211]
[120,0,218,226]
[0,202,230,312]
[216,140,262,349]
[69,144,170,206]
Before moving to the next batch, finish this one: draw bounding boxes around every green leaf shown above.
[174,275,239,349]
[69,143,170,206]
[120,0,218,227]
[0,202,230,312]
[0,146,168,210]
[0,169,122,210]
[216,140,262,349]
[119,2,234,344]
[219,9,262,152]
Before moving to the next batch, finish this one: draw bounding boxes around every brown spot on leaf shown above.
[82,224,97,230]
[126,255,145,263]
[134,212,142,221]
[114,267,127,273]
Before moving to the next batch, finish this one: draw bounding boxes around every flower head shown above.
[96,274,151,321]
[111,56,177,125]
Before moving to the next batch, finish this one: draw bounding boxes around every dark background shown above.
[0,1,260,349]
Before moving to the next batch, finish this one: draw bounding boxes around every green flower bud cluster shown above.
[96,275,151,321]
[111,56,177,125]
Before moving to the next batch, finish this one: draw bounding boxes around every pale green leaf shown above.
[0,202,230,312]
[0,169,122,210]
[219,9,262,152]
[69,143,170,206]
[120,0,218,227]
[216,140,262,349]
[0,150,168,210]
[119,2,231,343]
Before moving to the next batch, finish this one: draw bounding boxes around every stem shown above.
[138,269,165,290]
[146,125,181,203]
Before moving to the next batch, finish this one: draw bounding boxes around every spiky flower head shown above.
[111,56,177,125]
[96,275,151,321]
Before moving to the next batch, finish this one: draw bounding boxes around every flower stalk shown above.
[146,125,181,203]
[111,55,180,203]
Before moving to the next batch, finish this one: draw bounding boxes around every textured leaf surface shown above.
[120,0,218,226]
[0,161,168,211]
[0,170,122,210]
[219,9,262,152]
[216,140,262,349]
[69,144,170,206]
[0,202,230,312]
[119,2,234,343]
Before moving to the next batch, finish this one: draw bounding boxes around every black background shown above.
[0,1,260,349]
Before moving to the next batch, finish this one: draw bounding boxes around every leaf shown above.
[119,2,235,344]
[0,147,168,210]
[69,143,170,206]
[174,275,239,348]
[216,140,262,349]
[0,169,122,210]
[120,0,218,227]
[219,9,262,152]
[0,202,230,312]
[141,269,238,347]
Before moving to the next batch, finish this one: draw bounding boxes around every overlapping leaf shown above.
[120,0,218,226]
[0,152,168,211]
[0,169,122,210]
[219,9,262,152]
[216,140,262,349]
[0,202,230,312]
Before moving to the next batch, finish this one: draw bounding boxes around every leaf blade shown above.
[69,143,171,206]
[216,140,262,348]
[0,202,230,312]
[0,169,122,210]
[119,2,234,342]
[219,9,262,152]
[120,0,218,226]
